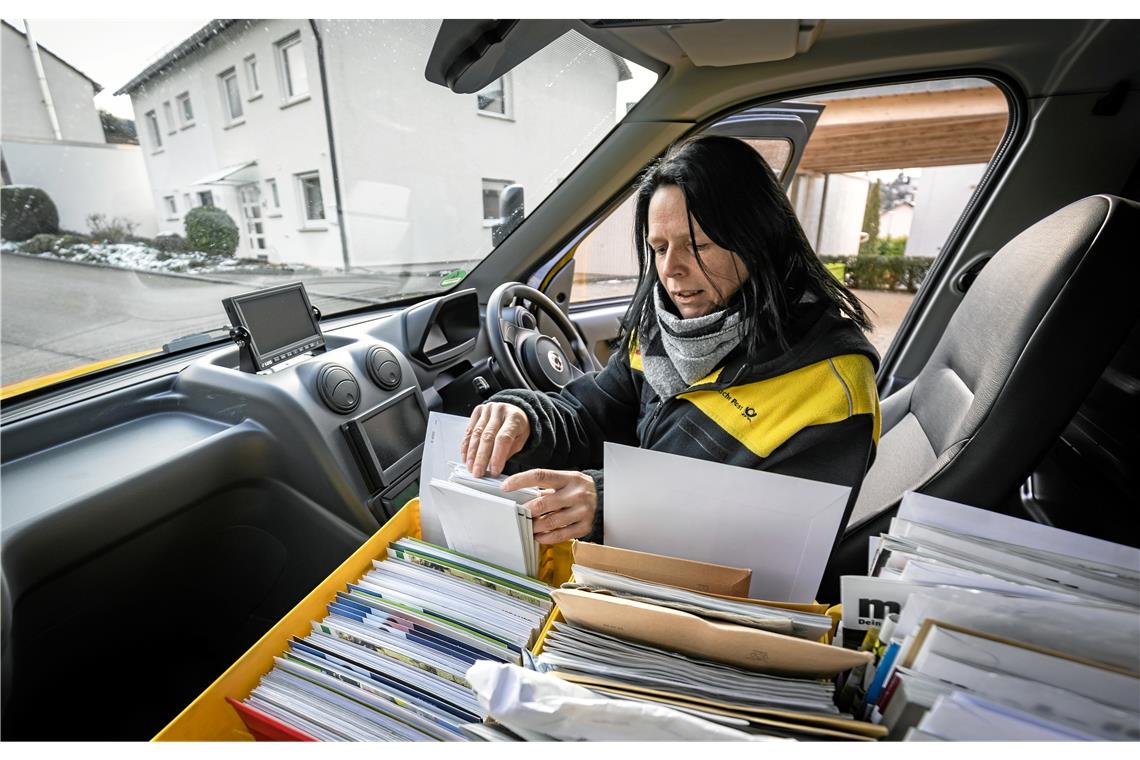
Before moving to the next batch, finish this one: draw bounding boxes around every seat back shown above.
[849,194,1140,525]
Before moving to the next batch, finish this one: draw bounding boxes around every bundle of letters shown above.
[427,462,542,577]
[236,537,554,741]
[837,491,1140,741]
[535,541,888,740]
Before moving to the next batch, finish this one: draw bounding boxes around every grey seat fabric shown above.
[849,195,1140,526]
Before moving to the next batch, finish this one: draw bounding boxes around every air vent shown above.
[316,364,361,414]
[366,347,402,390]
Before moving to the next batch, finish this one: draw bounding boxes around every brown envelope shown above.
[552,587,871,677]
[571,540,751,597]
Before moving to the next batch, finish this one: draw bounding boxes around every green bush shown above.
[1,186,59,241]
[86,213,138,244]
[152,233,190,253]
[57,234,90,248]
[20,233,62,254]
[184,207,239,257]
[817,254,932,291]
[876,236,908,257]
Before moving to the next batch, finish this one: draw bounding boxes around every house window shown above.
[476,76,510,117]
[482,178,514,224]
[244,55,261,98]
[183,192,192,209]
[265,178,281,213]
[145,110,162,149]
[297,172,325,224]
[163,195,178,219]
[219,68,243,123]
[176,92,194,126]
[162,101,176,134]
[197,191,214,207]
[276,33,310,103]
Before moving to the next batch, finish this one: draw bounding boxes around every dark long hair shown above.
[624,135,870,362]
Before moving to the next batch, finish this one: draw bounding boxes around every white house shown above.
[116,19,627,269]
[879,201,914,239]
[1,19,156,235]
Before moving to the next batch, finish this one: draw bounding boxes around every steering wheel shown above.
[486,282,601,391]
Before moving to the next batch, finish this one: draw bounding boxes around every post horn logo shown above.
[548,350,565,373]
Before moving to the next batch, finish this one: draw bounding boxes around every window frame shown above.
[275,32,311,107]
[265,177,282,217]
[475,74,512,120]
[162,101,176,135]
[175,91,195,128]
[295,171,326,229]
[144,109,162,151]
[197,190,214,208]
[244,54,262,100]
[218,67,244,126]
[162,195,178,220]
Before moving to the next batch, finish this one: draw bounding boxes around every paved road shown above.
[0,253,447,386]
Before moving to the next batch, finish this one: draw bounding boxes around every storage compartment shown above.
[1,480,365,740]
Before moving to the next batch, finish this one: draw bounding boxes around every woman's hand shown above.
[461,402,531,477]
[503,469,597,545]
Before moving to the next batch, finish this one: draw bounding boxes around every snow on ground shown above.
[0,238,308,275]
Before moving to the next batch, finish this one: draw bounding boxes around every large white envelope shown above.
[418,412,470,545]
[428,478,530,576]
[602,442,850,602]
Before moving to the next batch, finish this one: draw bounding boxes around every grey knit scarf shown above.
[640,285,744,398]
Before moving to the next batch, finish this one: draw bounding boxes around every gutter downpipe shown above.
[308,20,351,273]
[23,20,63,140]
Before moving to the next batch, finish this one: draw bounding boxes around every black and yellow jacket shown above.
[491,300,881,542]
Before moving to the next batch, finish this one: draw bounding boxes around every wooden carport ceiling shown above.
[797,87,1008,173]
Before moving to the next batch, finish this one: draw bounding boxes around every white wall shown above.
[1,23,104,143]
[790,172,870,257]
[906,163,986,257]
[129,20,339,266]
[2,137,157,235]
[318,20,622,268]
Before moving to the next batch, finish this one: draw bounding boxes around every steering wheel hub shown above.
[520,334,573,391]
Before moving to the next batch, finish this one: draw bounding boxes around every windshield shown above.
[0,19,655,395]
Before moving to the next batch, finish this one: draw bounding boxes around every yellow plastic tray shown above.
[154,498,573,741]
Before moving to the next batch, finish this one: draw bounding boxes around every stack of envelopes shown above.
[426,463,542,576]
[237,537,554,741]
[537,542,885,741]
[838,491,1140,741]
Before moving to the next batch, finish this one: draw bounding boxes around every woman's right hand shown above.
[461,402,531,477]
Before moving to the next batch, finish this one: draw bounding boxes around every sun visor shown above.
[425,19,574,94]
[663,19,822,66]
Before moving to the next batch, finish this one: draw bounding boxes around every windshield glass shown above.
[0,19,655,395]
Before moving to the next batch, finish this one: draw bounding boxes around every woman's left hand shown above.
[502,469,597,545]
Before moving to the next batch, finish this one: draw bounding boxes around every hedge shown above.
[1,186,59,241]
[184,206,239,257]
[819,254,933,292]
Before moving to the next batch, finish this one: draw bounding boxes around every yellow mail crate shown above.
[153,498,573,741]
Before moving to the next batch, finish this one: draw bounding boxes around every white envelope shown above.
[418,412,471,545]
[428,478,530,576]
[917,691,1102,741]
[898,491,1140,574]
[602,442,850,602]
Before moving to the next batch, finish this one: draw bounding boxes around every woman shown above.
[461,135,881,545]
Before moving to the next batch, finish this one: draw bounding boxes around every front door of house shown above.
[238,183,266,253]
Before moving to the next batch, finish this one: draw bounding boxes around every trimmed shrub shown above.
[2,186,59,241]
[20,233,62,254]
[152,233,190,253]
[86,213,138,244]
[876,236,908,257]
[817,254,933,292]
[58,234,91,248]
[184,206,239,257]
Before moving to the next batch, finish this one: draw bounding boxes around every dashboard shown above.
[0,286,503,739]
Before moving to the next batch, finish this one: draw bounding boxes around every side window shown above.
[570,78,1009,357]
[571,138,791,304]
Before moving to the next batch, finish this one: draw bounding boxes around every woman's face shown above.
[648,185,749,319]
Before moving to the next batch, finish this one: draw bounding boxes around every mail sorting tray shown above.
[153,498,574,741]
